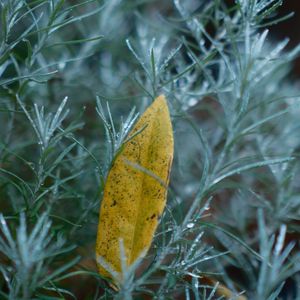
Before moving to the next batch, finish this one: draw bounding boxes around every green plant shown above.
[1,0,300,299]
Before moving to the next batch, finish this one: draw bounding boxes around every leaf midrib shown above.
[128,113,157,265]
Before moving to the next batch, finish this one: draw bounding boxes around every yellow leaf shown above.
[96,94,174,281]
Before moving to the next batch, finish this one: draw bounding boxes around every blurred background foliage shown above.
[1,0,300,299]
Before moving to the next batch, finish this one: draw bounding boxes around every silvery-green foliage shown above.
[0,213,77,299]
[1,0,300,299]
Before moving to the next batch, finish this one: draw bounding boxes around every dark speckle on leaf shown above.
[110,200,117,207]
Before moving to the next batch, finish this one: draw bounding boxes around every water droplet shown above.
[27,162,35,169]
[188,98,198,107]
[204,204,210,211]
[58,62,66,70]
[187,222,195,229]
